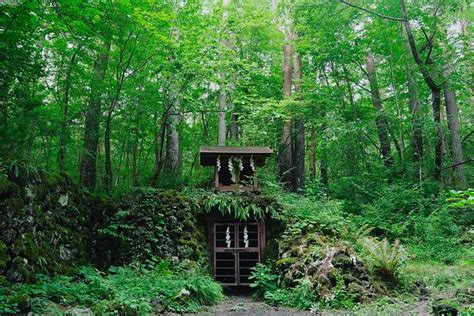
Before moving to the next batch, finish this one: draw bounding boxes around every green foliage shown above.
[249,263,278,299]
[99,188,206,266]
[409,207,464,264]
[188,188,279,220]
[0,263,223,314]
[448,189,474,208]
[361,238,406,283]
[263,278,316,310]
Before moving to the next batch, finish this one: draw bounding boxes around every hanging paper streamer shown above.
[228,157,236,183]
[216,155,221,171]
[225,226,231,248]
[243,225,249,248]
[250,155,255,172]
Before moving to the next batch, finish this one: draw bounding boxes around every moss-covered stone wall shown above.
[0,162,102,283]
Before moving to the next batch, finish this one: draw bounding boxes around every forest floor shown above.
[176,295,313,315]
[167,294,433,315]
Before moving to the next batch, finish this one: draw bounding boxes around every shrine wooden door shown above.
[213,221,264,285]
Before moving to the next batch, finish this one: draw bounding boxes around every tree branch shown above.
[339,0,406,22]
[462,130,473,143]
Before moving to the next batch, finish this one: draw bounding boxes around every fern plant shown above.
[362,238,406,284]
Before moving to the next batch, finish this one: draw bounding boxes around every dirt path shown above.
[179,296,314,316]
[170,295,434,316]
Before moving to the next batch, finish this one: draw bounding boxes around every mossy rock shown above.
[333,254,354,270]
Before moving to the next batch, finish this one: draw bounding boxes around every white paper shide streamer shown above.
[243,225,249,248]
[225,226,231,248]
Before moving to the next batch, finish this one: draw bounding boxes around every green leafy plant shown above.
[447,189,474,208]
[249,263,278,299]
[362,238,406,283]
[264,278,315,310]
[0,263,223,314]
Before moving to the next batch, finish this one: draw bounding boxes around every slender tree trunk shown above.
[342,65,357,120]
[401,0,442,181]
[152,110,167,185]
[432,90,443,181]
[218,76,227,146]
[366,54,393,167]
[293,51,305,191]
[164,92,180,175]
[163,4,181,178]
[309,129,316,180]
[229,81,239,140]
[217,0,231,146]
[460,0,474,125]
[104,111,113,194]
[443,67,466,188]
[79,41,110,190]
[279,31,293,188]
[58,49,78,172]
[404,41,423,177]
[320,149,328,191]
[320,68,329,192]
[132,133,139,187]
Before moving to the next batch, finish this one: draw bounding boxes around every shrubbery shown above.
[0,261,223,314]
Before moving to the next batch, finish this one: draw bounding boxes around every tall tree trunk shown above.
[152,111,166,186]
[164,91,180,175]
[104,111,113,194]
[401,0,442,181]
[320,149,329,191]
[309,128,316,180]
[293,51,305,191]
[58,49,79,172]
[460,0,473,125]
[279,31,293,188]
[443,67,466,188]
[79,41,110,190]
[342,65,357,120]
[404,41,423,177]
[320,68,329,192]
[229,81,239,140]
[163,3,181,177]
[217,0,231,146]
[218,76,227,146]
[132,132,139,187]
[366,54,393,167]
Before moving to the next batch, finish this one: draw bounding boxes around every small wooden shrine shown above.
[199,146,273,286]
[200,146,273,192]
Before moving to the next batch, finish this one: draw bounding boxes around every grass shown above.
[353,260,474,315]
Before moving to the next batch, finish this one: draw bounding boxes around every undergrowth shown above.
[0,261,223,314]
